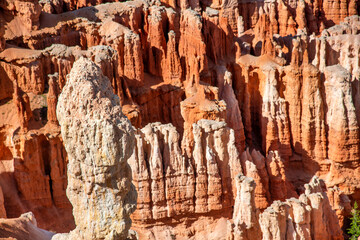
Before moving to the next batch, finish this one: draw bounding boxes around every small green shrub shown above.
[348,202,360,240]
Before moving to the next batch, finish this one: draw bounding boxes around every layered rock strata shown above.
[227,175,345,240]
[130,120,346,239]
[0,0,359,239]
[258,177,343,240]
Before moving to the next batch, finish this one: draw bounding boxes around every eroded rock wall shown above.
[0,0,359,238]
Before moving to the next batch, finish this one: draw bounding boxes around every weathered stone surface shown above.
[0,212,54,240]
[240,148,270,210]
[230,174,261,240]
[12,80,33,132]
[130,119,242,226]
[324,65,359,167]
[47,73,59,125]
[0,186,6,218]
[55,57,137,239]
[0,19,5,52]
[129,123,195,222]
[259,177,343,240]
[0,0,359,238]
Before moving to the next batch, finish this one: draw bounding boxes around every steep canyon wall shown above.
[0,0,359,239]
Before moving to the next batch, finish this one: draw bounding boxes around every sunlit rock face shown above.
[0,0,359,238]
[55,57,137,239]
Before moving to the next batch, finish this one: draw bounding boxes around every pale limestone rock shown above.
[129,122,195,221]
[324,65,359,166]
[130,120,242,228]
[237,16,245,36]
[0,212,54,240]
[192,120,242,213]
[259,200,288,240]
[240,148,270,210]
[259,176,343,240]
[217,67,245,152]
[55,57,136,240]
[231,174,261,240]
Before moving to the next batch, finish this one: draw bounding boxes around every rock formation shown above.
[0,0,359,239]
[0,212,54,240]
[0,186,6,218]
[231,174,261,240]
[12,80,33,132]
[0,19,5,52]
[259,177,343,240]
[46,73,59,125]
[227,175,344,240]
[129,119,241,225]
[55,57,137,239]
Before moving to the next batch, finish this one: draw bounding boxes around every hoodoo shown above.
[54,57,137,239]
[0,0,359,239]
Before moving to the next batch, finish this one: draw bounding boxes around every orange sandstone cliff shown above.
[0,0,359,239]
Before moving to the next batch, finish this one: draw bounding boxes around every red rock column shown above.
[13,81,32,132]
[283,63,302,154]
[217,68,245,152]
[47,74,59,125]
[301,64,327,173]
[325,65,360,167]
[0,20,5,52]
[261,67,292,159]
[163,31,182,83]
[296,0,307,30]
[178,9,207,84]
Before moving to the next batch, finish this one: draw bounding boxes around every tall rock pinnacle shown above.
[55,57,137,239]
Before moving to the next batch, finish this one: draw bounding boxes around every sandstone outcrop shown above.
[47,73,59,125]
[129,120,345,239]
[240,148,270,210]
[2,0,42,33]
[12,80,32,132]
[0,20,5,52]
[3,126,74,232]
[55,57,137,239]
[259,177,343,240]
[230,174,261,240]
[324,65,359,167]
[228,175,344,240]
[130,119,241,225]
[0,186,6,218]
[0,0,359,238]
[0,212,54,240]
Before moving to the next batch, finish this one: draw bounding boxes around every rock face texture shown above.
[231,174,261,240]
[229,175,344,240]
[0,212,54,240]
[258,177,343,240]
[55,58,137,239]
[0,0,359,239]
[129,119,241,228]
